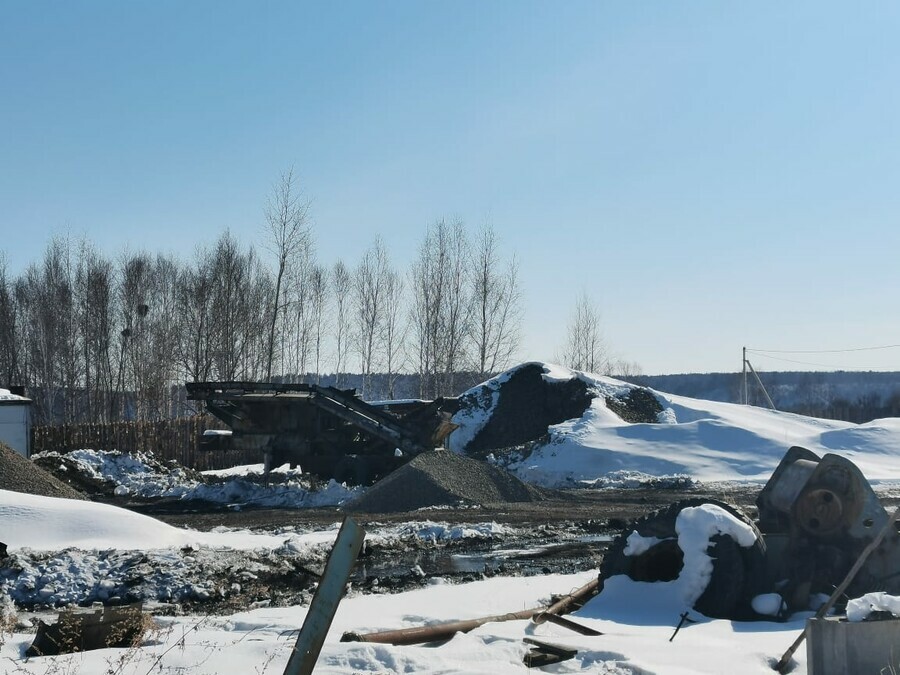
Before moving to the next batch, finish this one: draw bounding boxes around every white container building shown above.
[0,388,32,458]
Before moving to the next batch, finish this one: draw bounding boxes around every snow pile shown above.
[846,592,900,622]
[451,362,900,486]
[0,388,27,402]
[577,470,697,489]
[35,449,360,507]
[0,489,289,552]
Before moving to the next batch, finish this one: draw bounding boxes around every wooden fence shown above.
[31,417,261,471]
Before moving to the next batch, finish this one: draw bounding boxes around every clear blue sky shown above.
[3,1,900,374]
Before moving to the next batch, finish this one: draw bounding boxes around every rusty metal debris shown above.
[26,602,145,657]
[531,577,599,625]
[534,612,603,636]
[773,505,900,673]
[599,446,900,625]
[342,575,603,647]
[523,637,578,668]
[284,517,366,675]
[186,381,458,485]
[669,612,695,642]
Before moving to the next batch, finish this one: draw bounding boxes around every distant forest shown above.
[630,371,900,424]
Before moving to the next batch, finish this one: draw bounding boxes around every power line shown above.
[746,344,900,355]
[748,351,895,371]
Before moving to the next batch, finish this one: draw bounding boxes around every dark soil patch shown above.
[0,443,86,500]
[461,363,594,455]
[605,387,663,423]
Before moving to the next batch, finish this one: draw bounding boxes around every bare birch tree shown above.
[331,260,352,387]
[0,257,21,388]
[353,238,389,398]
[382,265,407,400]
[410,219,472,398]
[309,265,328,384]
[470,224,521,381]
[75,243,114,421]
[561,292,607,374]
[176,246,215,384]
[263,169,311,380]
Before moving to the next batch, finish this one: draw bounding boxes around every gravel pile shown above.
[347,449,546,513]
[0,442,86,500]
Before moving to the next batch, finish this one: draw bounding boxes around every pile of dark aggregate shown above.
[347,449,548,513]
[0,442,85,500]
[460,362,594,456]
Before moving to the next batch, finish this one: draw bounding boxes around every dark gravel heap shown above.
[0,442,86,500]
[605,387,663,423]
[460,363,594,455]
[346,449,546,513]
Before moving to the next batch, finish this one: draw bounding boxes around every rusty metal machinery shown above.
[186,381,458,485]
[599,446,900,620]
[756,446,900,609]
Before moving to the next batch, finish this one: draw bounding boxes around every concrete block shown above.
[807,615,900,675]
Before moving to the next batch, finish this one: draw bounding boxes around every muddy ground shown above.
[108,485,764,614]
[12,484,900,619]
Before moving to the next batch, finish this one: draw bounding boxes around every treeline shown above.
[0,172,523,425]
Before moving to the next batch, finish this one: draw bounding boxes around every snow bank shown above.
[0,489,286,551]
[37,449,361,507]
[847,592,900,622]
[453,362,900,486]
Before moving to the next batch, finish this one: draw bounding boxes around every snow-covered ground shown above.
[36,448,361,507]
[452,362,900,488]
[6,365,900,673]
[0,491,819,674]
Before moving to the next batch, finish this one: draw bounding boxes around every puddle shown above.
[354,534,611,580]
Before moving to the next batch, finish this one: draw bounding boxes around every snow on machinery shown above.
[185,381,459,485]
[599,446,900,620]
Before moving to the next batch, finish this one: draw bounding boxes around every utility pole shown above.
[741,346,776,410]
[742,346,748,405]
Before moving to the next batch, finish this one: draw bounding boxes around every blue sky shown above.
[2,1,900,374]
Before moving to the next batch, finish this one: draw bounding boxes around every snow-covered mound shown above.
[0,489,291,551]
[34,449,361,507]
[451,362,900,487]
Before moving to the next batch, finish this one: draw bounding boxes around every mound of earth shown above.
[0,442,86,500]
[458,363,595,455]
[346,449,547,513]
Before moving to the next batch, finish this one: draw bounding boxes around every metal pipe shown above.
[341,607,542,646]
[342,576,602,646]
[532,577,599,625]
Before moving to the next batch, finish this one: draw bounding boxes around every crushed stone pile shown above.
[460,362,595,455]
[0,442,86,500]
[347,449,547,513]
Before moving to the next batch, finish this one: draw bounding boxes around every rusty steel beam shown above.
[534,612,602,636]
